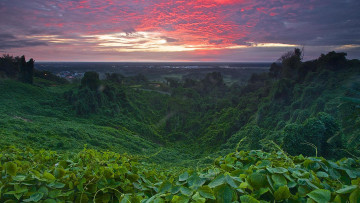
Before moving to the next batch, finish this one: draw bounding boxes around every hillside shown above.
[1,50,360,202]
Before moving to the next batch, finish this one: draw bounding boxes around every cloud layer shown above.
[0,0,359,61]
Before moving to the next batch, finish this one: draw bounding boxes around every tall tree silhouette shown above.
[19,56,34,84]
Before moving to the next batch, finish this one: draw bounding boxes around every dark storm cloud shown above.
[209,39,224,45]
[240,0,360,46]
[0,39,48,49]
[233,38,251,46]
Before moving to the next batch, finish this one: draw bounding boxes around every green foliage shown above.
[19,56,34,84]
[81,71,100,91]
[278,48,302,79]
[283,113,341,157]
[105,73,125,84]
[0,54,20,78]
[65,82,127,115]
[1,50,360,202]
[34,70,68,85]
[318,51,347,71]
[1,147,359,202]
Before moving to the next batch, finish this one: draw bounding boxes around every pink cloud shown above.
[1,0,359,61]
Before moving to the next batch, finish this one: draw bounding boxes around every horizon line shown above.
[36,61,274,63]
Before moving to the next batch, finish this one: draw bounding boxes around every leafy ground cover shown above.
[1,146,360,202]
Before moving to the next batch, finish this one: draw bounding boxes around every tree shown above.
[183,78,197,88]
[202,72,224,87]
[19,56,34,84]
[279,48,302,79]
[165,77,180,88]
[297,60,317,82]
[0,54,20,78]
[318,51,347,71]
[269,62,282,78]
[105,73,124,84]
[81,72,100,91]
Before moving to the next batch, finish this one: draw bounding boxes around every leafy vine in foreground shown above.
[1,146,360,202]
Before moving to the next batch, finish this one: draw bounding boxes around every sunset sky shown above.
[0,0,359,62]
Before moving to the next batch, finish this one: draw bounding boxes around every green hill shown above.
[1,50,360,202]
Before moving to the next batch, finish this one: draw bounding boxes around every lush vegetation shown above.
[1,146,359,202]
[1,50,360,202]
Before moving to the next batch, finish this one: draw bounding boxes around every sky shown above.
[0,0,360,62]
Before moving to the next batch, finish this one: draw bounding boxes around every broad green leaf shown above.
[288,181,297,188]
[328,169,341,180]
[336,185,358,194]
[248,172,267,189]
[225,155,237,165]
[159,181,172,193]
[346,170,356,179]
[23,192,44,202]
[350,189,360,203]
[316,171,329,178]
[267,167,288,174]
[86,183,97,193]
[208,174,225,188]
[307,189,331,203]
[180,186,192,196]
[239,182,249,189]
[43,172,55,181]
[298,186,310,197]
[14,185,28,194]
[267,175,274,191]
[333,195,343,203]
[44,199,57,203]
[48,182,66,189]
[240,195,260,203]
[171,185,181,194]
[5,162,17,176]
[225,175,238,188]
[274,185,291,201]
[120,194,131,203]
[77,178,86,192]
[4,191,17,195]
[272,174,287,186]
[153,197,165,203]
[54,167,66,179]
[171,195,190,203]
[255,187,269,197]
[303,179,319,190]
[179,172,189,182]
[214,184,234,203]
[257,160,271,168]
[59,190,74,197]
[198,186,215,200]
[145,195,164,203]
[48,189,61,198]
[38,186,49,197]
[14,193,22,200]
[13,175,26,181]
[192,192,205,203]
[75,193,89,203]
[187,174,206,188]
